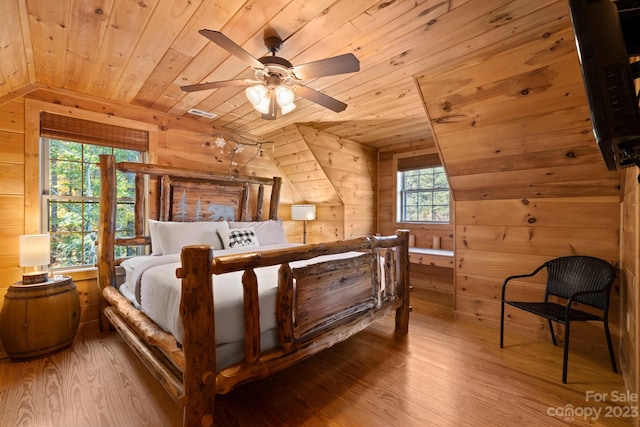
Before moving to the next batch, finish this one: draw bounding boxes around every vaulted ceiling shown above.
[2,0,442,149]
[0,0,622,201]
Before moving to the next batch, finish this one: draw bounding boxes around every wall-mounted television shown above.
[569,0,640,171]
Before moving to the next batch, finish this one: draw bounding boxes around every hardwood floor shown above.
[0,288,634,427]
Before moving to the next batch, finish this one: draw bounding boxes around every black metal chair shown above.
[500,255,617,383]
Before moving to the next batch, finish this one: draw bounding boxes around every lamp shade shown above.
[291,204,316,221]
[19,234,51,267]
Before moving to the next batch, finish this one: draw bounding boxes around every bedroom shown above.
[0,0,638,425]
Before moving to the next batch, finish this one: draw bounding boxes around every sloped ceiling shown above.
[0,0,621,201]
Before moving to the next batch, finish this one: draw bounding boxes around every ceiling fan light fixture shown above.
[254,95,272,114]
[245,84,267,105]
[280,102,296,115]
[275,85,295,107]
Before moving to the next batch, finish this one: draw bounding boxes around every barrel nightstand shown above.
[0,276,80,360]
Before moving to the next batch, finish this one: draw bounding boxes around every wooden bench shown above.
[408,247,454,269]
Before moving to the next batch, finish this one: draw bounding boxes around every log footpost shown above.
[395,229,410,334]
[177,245,216,426]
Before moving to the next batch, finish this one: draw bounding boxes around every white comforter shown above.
[120,244,368,348]
[120,244,299,345]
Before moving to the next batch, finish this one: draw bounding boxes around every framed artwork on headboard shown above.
[161,177,249,222]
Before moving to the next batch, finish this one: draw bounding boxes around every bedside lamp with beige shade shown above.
[291,204,316,244]
[19,234,51,284]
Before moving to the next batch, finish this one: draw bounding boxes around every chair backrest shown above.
[544,256,616,309]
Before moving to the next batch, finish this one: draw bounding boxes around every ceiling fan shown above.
[180,29,360,120]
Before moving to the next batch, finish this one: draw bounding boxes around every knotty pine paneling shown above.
[0,131,25,164]
[620,167,639,400]
[455,196,620,352]
[417,1,622,202]
[0,101,26,290]
[3,88,344,332]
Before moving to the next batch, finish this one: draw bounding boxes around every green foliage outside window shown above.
[398,166,450,223]
[44,139,141,268]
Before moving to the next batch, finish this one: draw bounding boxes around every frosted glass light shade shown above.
[280,102,296,115]
[275,85,295,107]
[245,84,267,105]
[19,234,51,267]
[254,96,271,114]
[291,204,316,221]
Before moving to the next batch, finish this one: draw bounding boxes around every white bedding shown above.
[119,244,368,370]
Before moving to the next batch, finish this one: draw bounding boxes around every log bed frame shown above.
[96,154,411,426]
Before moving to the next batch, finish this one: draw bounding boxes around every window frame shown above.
[24,99,158,273]
[40,138,144,270]
[393,149,451,225]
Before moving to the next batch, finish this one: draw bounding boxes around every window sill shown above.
[408,247,454,268]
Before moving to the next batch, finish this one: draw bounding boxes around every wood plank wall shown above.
[297,125,376,239]
[620,167,639,401]
[266,124,344,244]
[0,87,379,332]
[413,1,627,355]
[455,197,621,348]
[267,124,377,243]
[0,99,27,293]
[0,88,293,331]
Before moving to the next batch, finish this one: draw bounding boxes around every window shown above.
[40,113,148,269]
[397,153,450,223]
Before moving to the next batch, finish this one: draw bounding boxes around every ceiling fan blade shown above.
[181,79,252,92]
[199,29,264,69]
[261,96,277,120]
[289,53,360,80]
[295,85,348,113]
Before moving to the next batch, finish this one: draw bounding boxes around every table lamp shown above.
[19,234,51,284]
[291,204,316,244]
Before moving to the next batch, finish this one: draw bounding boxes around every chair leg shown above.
[548,319,557,346]
[562,320,570,384]
[603,320,618,373]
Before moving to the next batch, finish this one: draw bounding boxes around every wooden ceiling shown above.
[0,0,623,201]
[1,0,448,149]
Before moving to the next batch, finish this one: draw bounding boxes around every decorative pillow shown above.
[152,220,229,255]
[222,227,260,249]
[229,220,287,246]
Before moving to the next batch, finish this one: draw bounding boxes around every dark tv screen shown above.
[569,0,640,171]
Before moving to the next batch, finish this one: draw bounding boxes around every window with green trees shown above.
[397,154,450,223]
[42,138,142,269]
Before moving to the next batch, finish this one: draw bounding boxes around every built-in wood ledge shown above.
[408,247,454,268]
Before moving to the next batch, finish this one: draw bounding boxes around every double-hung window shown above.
[40,113,148,269]
[397,153,450,223]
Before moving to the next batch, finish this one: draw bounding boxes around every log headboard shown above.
[96,154,282,297]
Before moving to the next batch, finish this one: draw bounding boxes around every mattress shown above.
[119,244,368,370]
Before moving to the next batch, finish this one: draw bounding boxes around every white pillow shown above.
[153,220,229,255]
[219,227,260,249]
[148,219,164,255]
[229,220,287,246]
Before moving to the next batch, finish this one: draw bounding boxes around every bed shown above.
[96,154,410,426]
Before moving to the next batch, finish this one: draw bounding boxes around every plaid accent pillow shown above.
[227,228,259,248]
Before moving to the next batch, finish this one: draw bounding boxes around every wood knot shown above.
[379,0,396,8]
[201,371,215,385]
[566,151,576,158]
[521,199,529,205]
[527,217,536,224]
